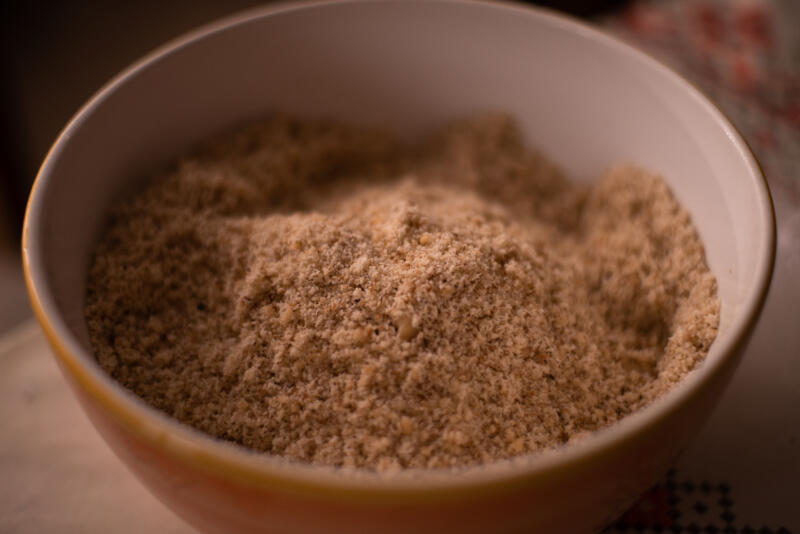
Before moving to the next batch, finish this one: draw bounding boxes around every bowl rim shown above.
[21,0,776,503]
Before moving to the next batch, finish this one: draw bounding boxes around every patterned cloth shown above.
[608,471,792,533]
[601,2,799,532]
[604,0,800,202]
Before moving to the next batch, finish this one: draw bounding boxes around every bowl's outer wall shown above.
[58,335,749,534]
[24,2,774,534]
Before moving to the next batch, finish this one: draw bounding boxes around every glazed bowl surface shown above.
[22,1,775,533]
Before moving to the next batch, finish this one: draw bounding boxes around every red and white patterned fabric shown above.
[605,0,800,202]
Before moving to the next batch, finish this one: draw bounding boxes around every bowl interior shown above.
[24,0,772,473]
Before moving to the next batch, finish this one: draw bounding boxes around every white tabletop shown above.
[0,323,192,534]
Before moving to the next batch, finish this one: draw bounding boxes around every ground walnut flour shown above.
[85,114,720,472]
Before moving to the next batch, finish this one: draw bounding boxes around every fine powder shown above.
[85,114,720,472]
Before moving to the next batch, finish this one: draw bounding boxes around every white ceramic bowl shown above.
[22,2,775,533]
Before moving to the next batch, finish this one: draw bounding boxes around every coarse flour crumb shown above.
[85,114,719,472]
